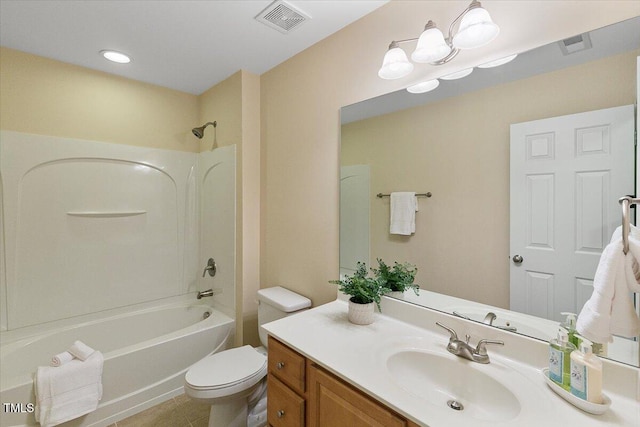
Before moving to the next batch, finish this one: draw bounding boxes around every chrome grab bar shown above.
[619,196,639,255]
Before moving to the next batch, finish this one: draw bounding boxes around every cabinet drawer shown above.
[268,336,306,394]
[268,374,305,427]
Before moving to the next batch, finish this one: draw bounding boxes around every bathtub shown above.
[0,298,234,427]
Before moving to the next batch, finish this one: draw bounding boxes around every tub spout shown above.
[197,289,221,299]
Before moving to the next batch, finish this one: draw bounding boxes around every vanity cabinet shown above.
[267,336,420,427]
[268,336,307,427]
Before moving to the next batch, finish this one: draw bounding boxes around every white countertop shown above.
[263,299,640,427]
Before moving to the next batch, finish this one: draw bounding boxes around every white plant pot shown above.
[348,299,375,325]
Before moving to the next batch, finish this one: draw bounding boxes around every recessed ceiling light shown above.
[100,50,131,64]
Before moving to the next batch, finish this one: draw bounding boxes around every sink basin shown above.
[386,350,521,422]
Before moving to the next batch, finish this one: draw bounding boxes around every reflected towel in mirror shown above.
[390,192,418,235]
[576,225,640,344]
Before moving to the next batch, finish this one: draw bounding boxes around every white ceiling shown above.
[0,0,388,95]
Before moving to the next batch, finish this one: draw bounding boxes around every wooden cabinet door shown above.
[268,375,305,427]
[308,364,407,427]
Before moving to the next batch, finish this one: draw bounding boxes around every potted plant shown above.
[330,262,390,325]
[373,259,419,298]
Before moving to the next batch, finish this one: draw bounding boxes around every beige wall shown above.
[0,47,199,152]
[240,71,262,346]
[260,1,640,306]
[198,70,261,345]
[341,51,638,308]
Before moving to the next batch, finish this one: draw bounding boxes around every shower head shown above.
[192,121,217,139]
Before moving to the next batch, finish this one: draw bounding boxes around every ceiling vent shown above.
[255,0,310,34]
[558,33,593,55]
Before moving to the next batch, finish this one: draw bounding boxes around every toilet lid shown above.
[185,345,266,390]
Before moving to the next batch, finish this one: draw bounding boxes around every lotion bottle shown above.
[548,328,576,391]
[570,335,603,403]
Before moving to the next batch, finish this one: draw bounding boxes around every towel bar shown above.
[619,196,640,255]
[377,192,432,198]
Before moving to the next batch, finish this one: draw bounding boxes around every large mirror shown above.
[340,16,640,366]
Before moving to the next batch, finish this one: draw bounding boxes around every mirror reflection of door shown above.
[340,165,370,278]
[510,105,635,322]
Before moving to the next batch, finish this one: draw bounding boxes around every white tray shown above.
[541,368,611,415]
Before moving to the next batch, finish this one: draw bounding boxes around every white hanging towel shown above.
[35,351,103,427]
[576,226,640,344]
[390,192,418,235]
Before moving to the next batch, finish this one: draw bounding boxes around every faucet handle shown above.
[475,339,504,355]
[436,322,458,341]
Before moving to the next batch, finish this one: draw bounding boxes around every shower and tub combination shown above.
[0,129,236,426]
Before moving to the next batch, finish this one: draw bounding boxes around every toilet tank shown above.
[257,286,311,347]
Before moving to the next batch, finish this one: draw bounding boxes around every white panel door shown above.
[340,165,370,276]
[510,105,634,321]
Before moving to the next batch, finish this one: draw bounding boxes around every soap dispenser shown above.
[570,335,603,403]
[549,328,576,391]
[560,312,579,347]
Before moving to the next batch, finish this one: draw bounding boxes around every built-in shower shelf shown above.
[66,210,147,218]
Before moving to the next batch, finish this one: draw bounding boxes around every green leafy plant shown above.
[372,259,419,295]
[330,262,390,311]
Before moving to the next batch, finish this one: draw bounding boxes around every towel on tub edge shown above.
[35,351,103,427]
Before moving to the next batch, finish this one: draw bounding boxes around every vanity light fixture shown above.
[477,53,518,68]
[100,50,131,64]
[440,68,474,80]
[406,79,439,94]
[378,0,499,80]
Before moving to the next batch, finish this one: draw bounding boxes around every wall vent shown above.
[255,0,310,34]
[558,33,593,55]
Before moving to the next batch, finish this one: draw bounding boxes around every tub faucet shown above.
[483,312,497,325]
[436,322,504,364]
[483,312,518,332]
[197,288,222,299]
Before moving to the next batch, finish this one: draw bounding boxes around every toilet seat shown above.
[185,346,267,399]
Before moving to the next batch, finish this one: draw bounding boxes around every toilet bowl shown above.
[185,345,267,427]
[184,286,310,427]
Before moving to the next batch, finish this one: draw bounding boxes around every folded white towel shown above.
[576,227,640,344]
[35,351,103,427]
[390,192,418,235]
[50,351,74,367]
[68,340,95,361]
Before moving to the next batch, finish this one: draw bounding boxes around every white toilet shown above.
[184,286,311,427]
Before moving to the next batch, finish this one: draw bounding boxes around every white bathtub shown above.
[0,299,234,427]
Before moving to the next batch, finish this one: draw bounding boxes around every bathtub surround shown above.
[0,132,235,327]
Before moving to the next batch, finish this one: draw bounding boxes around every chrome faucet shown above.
[197,288,222,299]
[483,311,518,332]
[483,312,497,325]
[436,322,504,364]
[202,258,217,277]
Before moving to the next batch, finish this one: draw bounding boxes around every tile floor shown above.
[107,394,209,427]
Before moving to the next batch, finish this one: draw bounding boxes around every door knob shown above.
[512,255,523,264]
